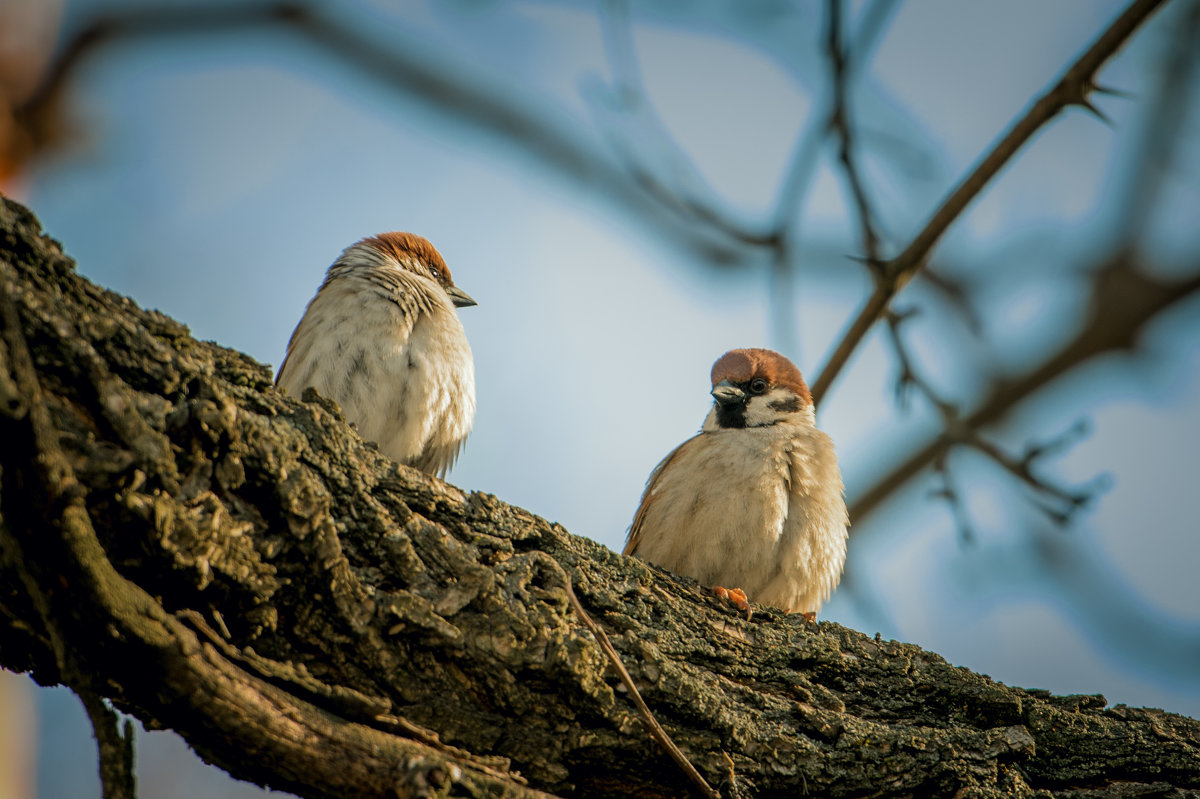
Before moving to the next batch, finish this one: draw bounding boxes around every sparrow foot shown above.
[798,611,816,623]
[713,586,752,620]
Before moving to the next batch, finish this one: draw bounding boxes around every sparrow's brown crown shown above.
[362,232,454,286]
[711,348,811,406]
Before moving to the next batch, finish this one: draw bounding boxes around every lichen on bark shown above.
[1,194,1197,798]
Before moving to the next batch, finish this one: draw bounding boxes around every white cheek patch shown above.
[743,388,788,427]
[743,387,813,427]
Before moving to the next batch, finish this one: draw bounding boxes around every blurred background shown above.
[1,0,1198,796]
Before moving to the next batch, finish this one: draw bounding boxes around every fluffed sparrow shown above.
[624,348,848,619]
[276,232,476,477]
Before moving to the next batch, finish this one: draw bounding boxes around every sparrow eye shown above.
[748,378,769,395]
[429,267,441,279]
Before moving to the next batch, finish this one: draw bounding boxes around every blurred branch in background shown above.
[6,1,757,262]
[840,0,1200,657]
[0,0,65,185]
[820,0,1191,536]
[848,0,1200,530]
[810,0,1171,405]
[593,0,900,352]
[9,0,1196,597]
[6,0,1194,563]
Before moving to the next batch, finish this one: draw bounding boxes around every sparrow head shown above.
[339,232,477,308]
[705,348,813,429]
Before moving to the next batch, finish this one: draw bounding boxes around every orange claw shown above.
[798,611,816,623]
[713,586,752,620]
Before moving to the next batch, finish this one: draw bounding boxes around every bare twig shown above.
[825,0,885,273]
[883,308,952,416]
[563,575,720,799]
[811,0,1170,407]
[828,0,1198,540]
[884,307,1097,534]
[766,1,899,352]
[930,447,974,545]
[963,427,1099,524]
[918,268,984,335]
[594,1,899,354]
[851,256,1200,527]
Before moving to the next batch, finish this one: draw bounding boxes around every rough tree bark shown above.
[0,194,1197,798]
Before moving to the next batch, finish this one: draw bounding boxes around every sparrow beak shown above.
[711,380,746,407]
[445,285,478,308]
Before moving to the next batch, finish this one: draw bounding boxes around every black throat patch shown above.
[714,402,747,429]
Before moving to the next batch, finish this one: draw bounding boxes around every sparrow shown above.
[623,348,848,619]
[276,232,476,477]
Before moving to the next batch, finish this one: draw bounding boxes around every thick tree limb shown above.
[1,195,1198,797]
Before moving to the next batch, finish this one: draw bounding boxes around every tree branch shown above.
[849,253,1200,527]
[80,692,137,799]
[811,0,1170,405]
[2,198,1198,797]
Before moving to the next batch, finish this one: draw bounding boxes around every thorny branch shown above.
[810,0,1171,405]
[823,0,1107,539]
[847,0,1200,530]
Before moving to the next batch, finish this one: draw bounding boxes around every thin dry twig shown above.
[562,575,720,799]
[884,308,1100,536]
[850,255,1200,527]
[963,426,1099,524]
[930,448,974,545]
[766,0,899,350]
[825,0,885,274]
[598,1,901,352]
[823,0,1087,539]
[811,0,1170,407]
[836,0,1200,539]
